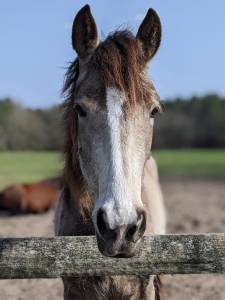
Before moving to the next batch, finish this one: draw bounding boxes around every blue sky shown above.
[0,1,225,108]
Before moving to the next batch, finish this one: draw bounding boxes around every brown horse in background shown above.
[0,177,62,214]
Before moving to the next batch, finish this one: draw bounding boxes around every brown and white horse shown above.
[55,4,166,299]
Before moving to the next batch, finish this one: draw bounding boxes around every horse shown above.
[0,177,62,214]
[55,4,166,300]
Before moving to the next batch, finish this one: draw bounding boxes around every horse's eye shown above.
[150,103,164,118]
[75,104,87,117]
[150,107,159,118]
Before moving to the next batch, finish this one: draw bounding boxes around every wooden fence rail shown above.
[0,234,225,279]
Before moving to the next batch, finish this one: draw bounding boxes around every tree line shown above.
[0,94,224,150]
[154,94,225,148]
[0,99,63,150]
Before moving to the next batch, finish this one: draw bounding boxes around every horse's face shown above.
[71,5,162,257]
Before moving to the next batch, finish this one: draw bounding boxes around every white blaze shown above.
[95,87,137,229]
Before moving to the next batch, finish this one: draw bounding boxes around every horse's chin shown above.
[96,234,140,258]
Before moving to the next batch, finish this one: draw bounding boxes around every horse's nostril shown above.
[96,209,117,240]
[126,211,146,243]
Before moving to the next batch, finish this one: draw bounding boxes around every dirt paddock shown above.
[0,178,224,300]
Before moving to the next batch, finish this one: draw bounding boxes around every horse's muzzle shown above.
[95,209,146,257]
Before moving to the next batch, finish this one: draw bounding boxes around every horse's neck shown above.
[56,183,95,236]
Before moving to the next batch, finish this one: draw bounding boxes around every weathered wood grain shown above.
[0,234,225,279]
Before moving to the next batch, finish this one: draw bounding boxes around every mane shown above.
[62,59,92,217]
[62,30,156,215]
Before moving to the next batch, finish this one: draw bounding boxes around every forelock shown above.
[90,30,154,107]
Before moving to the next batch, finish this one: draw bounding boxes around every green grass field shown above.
[153,149,225,177]
[0,151,63,190]
[0,150,224,190]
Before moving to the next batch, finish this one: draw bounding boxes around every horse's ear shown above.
[136,8,161,63]
[72,5,99,59]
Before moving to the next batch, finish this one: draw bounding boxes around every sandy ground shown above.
[0,178,225,300]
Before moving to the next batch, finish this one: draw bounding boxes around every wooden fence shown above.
[0,234,225,279]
